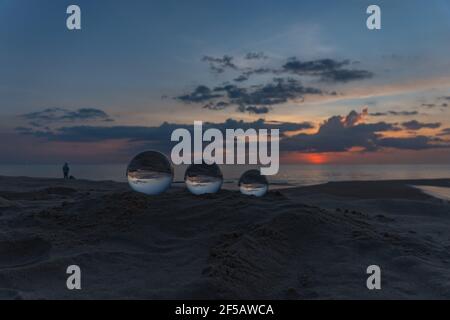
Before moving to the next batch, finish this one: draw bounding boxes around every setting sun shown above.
[305,153,329,164]
[283,152,330,164]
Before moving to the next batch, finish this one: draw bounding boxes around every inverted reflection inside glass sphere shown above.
[239,169,269,197]
[127,151,173,195]
[184,163,223,195]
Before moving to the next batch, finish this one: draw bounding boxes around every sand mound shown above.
[0,197,18,208]
[0,176,449,299]
[0,238,51,269]
[0,288,22,300]
[0,187,77,201]
[42,187,77,196]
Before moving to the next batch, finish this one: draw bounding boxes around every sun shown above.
[305,153,328,165]
[281,152,331,164]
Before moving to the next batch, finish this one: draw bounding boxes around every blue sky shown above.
[1,0,449,164]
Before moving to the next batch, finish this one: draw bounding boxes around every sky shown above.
[1,0,450,165]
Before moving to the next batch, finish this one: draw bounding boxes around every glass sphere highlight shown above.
[184,163,223,195]
[127,151,173,195]
[238,169,268,197]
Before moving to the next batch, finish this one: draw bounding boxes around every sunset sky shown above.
[1,0,449,164]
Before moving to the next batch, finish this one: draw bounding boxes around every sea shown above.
[0,164,449,188]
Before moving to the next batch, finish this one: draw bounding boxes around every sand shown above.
[413,185,450,202]
[0,175,449,300]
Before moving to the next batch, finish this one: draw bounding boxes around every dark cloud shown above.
[378,136,442,150]
[387,110,419,116]
[438,128,450,136]
[17,124,171,143]
[282,58,373,82]
[370,110,419,116]
[216,78,322,106]
[283,58,348,73]
[20,108,114,125]
[242,67,276,77]
[402,120,441,130]
[233,75,249,82]
[178,55,374,113]
[203,101,230,111]
[237,106,270,114]
[180,78,324,113]
[420,97,449,109]
[245,52,268,60]
[218,118,314,133]
[236,57,373,83]
[281,110,397,153]
[16,110,446,154]
[280,109,444,153]
[202,53,268,75]
[16,118,314,145]
[202,55,238,74]
[219,118,314,134]
[344,108,368,127]
[200,55,374,83]
[320,69,374,83]
[177,85,223,103]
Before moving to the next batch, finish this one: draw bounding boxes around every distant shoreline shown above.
[1,175,449,200]
[1,164,450,188]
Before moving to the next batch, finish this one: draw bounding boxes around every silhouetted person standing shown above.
[63,162,70,179]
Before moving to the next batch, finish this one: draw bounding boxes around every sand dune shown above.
[0,175,449,299]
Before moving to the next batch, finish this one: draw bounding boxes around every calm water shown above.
[0,164,449,188]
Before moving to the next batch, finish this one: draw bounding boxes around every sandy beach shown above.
[0,175,449,300]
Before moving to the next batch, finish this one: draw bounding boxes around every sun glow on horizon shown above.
[283,152,330,165]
